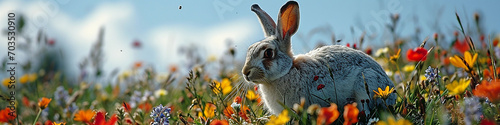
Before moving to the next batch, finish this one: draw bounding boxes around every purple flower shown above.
[150,104,171,125]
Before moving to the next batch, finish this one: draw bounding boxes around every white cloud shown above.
[42,2,135,76]
[147,18,257,68]
[0,0,258,78]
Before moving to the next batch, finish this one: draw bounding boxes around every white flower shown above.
[154,89,168,98]
[375,47,389,57]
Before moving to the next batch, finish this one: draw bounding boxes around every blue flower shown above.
[54,86,70,106]
[425,66,440,83]
[150,104,171,125]
[463,97,482,125]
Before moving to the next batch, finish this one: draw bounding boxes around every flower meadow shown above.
[1,12,500,125]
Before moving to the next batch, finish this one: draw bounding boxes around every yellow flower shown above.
[202,103,216,119]
[154,89,168,97]
[402,65,415,72]
[266,110,290,125]
[2,78,11,87]
[446,79,470,95]
[19,74,28,84]
[449,51,477,72]
[28,74,37,82]
[376,116,412,125]
[53,122,66,125]
[373,86,394,100]
[390,49,401,63]
[213,78,232,95]
[38,97,52,110]
[246,90,258,101]
[74,109,96,123]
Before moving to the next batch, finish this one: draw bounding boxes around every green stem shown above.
[33,108,42,125]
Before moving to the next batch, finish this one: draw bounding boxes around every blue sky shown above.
[1,0,499,77]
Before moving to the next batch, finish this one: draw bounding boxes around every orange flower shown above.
[138,102,152,112]
[74,109,96,123]
[210,119,229,125]
[343,103,359,125]
[453,38,470,54]
[93,111,117,125]
[38,97,52,110]
[406,47,428,62]
[483,66,500,79]
[239,105,250,122]
[223,105,234,118]
[473,80,500,103]
[0,107,16,123]
[316,103,339,125]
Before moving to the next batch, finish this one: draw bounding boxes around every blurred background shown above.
[1,0,499,82]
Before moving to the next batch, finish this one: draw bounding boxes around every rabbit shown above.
[242,1,396,115]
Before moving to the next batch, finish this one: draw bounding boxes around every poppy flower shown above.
[316,103,339,125]
[0,108,16,123]
[343,103,359,125]
[453,38,470,54]
[406,47,428,62]
[93,111,117,125]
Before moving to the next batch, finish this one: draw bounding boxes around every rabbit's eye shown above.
[264,49,273,58]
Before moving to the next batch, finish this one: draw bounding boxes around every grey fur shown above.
[243,1,396,115]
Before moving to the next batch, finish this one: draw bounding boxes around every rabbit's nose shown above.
[244,70,251,76]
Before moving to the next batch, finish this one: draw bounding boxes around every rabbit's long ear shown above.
[251,4,276,37]
[277,1,299,40]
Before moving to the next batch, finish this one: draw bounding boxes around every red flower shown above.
[346,43,350,47]
[453,37,470,54]
[93,111,117,125]
[0,107,16,123]
[234,96,242,104]
[317,84,325,90]
[406,47,428,62]
[210,119,229,125]
[138,102,152,112]
[314,76,319,81]
[122,102,131,112]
